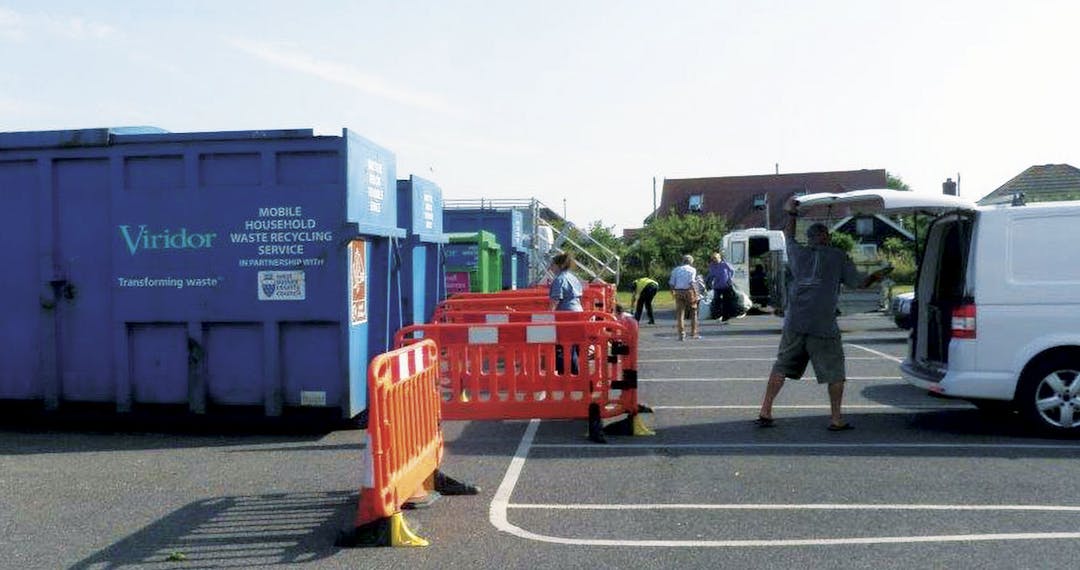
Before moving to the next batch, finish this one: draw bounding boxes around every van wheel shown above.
[1017,355,1080,435]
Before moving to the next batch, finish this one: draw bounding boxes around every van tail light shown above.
[951,303,976,339]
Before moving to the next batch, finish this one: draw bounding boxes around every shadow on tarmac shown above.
[0,403,340,455]
[524,411,1080,456]
[442,405,1079,460]
[69,491,357,569]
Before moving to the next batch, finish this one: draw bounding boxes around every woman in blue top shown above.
[548,252,584,312]
[547,252,583,375]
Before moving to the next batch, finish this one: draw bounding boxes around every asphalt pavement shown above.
[3,309,1079,569]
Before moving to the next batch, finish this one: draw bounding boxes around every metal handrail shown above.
[444,198,620,285]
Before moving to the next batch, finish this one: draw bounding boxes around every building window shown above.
[855,217,874,236]
[688,194,703,212]
[857,243,878,260]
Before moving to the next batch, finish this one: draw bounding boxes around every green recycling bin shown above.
[444,231,503,293]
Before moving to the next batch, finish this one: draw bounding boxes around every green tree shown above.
[881,236,917,284]
[829,231,856,254]
[621,210,728,288]
[581,219,628,279]
[887,172,911,191]
[584,220,626,257]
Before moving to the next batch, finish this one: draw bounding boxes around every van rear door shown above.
[794,188,975,217]
[795,189,977,378]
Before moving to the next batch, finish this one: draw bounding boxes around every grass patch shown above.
[890,284,913,296]
[616,289,676,311]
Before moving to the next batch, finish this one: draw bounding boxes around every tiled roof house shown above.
[977,164,1080,205]
[652,169,888,230]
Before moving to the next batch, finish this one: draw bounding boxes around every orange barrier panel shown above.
[432,296,552,321]
[395,319,648,443]
[341,339,477,548]
[445,287,548,299]
[433,282,616,319]
[432,310,638,382]
[434,310,616,324]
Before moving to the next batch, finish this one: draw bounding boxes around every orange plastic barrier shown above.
[434,309,616,324]
[394,318,646,443]
[445,287,548,299]
[432,296,552,321]
[433,282,616,319]
[342,339,477,547]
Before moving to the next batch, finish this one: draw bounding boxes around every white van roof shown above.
[795,189,976,216]
[724,227,784,238]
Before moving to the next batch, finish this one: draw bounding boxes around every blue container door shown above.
[346,239,371,417]
[55,159,114,403]
[129,324,188,404]
[427,243,446,322]
[205,324,263,405]
[515,251,530,288]
[0,160,41,399]
[409,245,427,325]
[366,237,403,359]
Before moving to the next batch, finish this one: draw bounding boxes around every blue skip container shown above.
[0,127,405,421]
[395,176,448,326]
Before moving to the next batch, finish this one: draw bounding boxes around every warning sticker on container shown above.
[349,239,367,325]
[258,271,306,301]
[445,271,470,295]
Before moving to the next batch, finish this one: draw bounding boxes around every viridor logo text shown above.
[119,225,218,255]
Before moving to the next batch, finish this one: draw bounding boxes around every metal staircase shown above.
[443,198,621,286]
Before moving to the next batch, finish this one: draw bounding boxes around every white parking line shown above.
[642,376,902,382]
[489,420,1080,547]
[847,343,904,363]
[509,503,1080,512]
[490,419,539,537]
[529,442,1079,450]
[653,404,971,410]
[639,345,779,351]
[642,357,881,363]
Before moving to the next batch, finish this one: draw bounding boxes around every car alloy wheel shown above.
[1030,367,1080,430]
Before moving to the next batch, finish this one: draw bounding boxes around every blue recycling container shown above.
[0,126,405,420]
[395,176,447,325]
[444,208,528,289]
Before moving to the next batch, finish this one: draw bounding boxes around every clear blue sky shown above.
[3,1,1077,232]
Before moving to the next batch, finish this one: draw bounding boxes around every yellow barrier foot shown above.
[335,512,429,548]
[602,413,655,436]
[434,470,481,496]
[632,414,656,436]
[389,512,430,547]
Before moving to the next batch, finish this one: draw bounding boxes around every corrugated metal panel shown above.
[0,126,407,421]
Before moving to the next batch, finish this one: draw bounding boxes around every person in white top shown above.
[668,254,700,341]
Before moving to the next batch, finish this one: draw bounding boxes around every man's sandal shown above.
[827,422,854,431]
[754,416,776,428]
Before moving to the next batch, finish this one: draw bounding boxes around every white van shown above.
[796,189,1080,434]
[721,228,786,309]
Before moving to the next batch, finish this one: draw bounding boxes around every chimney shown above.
[942,178,957,196]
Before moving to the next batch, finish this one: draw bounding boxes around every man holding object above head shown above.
[755,198,892,431]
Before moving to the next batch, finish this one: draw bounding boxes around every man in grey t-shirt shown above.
[755,203,889,431]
